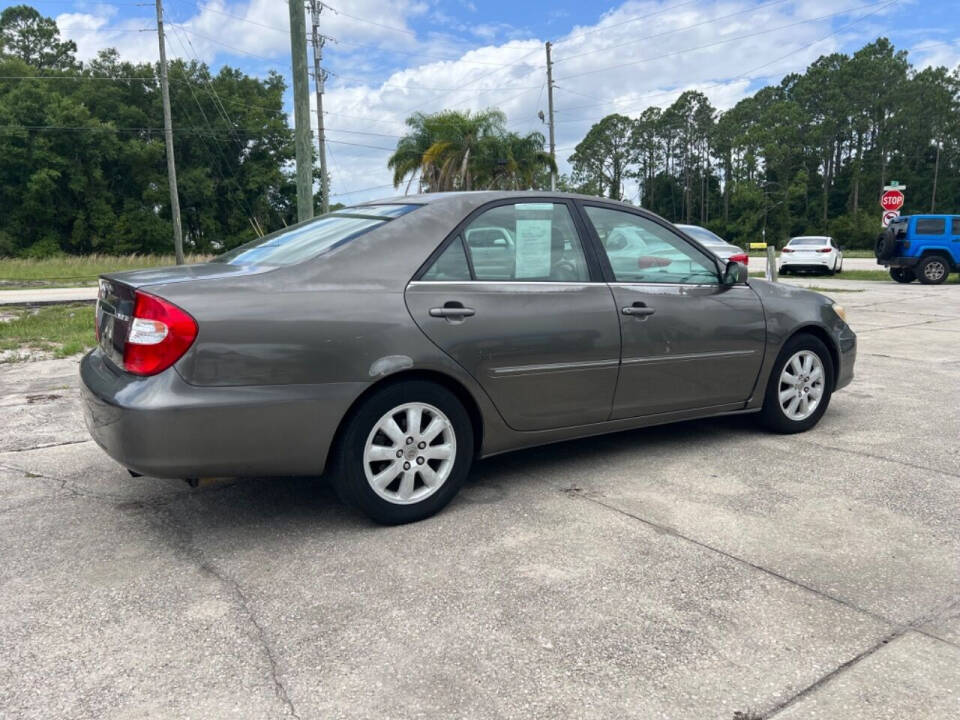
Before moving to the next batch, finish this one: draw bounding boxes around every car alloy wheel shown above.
[778,350,825,422]
[363,402,457,505]
[920,258,947,284]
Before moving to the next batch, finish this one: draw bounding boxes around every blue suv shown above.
[875,215,960,284]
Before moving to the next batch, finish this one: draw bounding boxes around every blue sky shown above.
[7,0,960,202]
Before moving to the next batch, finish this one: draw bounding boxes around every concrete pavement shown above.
[0,279,958,719]
[0,286,97,305]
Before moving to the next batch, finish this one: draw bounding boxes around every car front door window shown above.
[584,206,719,285]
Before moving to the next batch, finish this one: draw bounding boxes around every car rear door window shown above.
[916,218,946,235]
[584,206,719,284]
[461,203,590,282]
[422,236,471,281]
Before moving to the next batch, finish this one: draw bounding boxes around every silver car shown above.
[81,192,856,524]
[675,224,749,266]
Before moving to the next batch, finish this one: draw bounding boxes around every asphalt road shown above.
[1,278,958,719]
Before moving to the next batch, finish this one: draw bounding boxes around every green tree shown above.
[568,113,637,200]
[0,5,76,70]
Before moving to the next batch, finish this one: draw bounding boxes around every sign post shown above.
[880,183,906,228]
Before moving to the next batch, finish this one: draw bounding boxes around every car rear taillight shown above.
[729,253,749,266]
[781,248,794,253]
[123,291,197,376]
[817,248,831,253]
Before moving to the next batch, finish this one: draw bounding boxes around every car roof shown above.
[355,190,639,210]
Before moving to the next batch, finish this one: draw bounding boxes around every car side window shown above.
[584,206,719,285]
[916,218,946,235]
[462,203,590,282]
[952,218,960,234]
[422,236,471,281]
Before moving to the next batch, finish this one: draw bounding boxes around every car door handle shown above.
[429,304,475,319]
[622,303,655,317]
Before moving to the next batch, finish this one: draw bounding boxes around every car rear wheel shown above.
[890,267,915,283]
[917,255,950,285]
[758,334,834,434]
[332,380,473,524]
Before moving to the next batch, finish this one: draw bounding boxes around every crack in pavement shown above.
[0,438,91,453]
[147,505,303,720]
[564,490,960,717]
[788,437,960,480]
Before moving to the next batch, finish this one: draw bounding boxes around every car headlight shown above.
[830,303,847,322]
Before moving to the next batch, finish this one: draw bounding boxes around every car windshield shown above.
[677,225,727,246]
[214,205,420,266]
[788,237,829,246]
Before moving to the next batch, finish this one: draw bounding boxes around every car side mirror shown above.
[722,259,748,285]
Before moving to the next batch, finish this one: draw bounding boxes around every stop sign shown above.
[881,189,904,211]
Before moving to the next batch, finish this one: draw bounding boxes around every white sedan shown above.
[779,236,844,275]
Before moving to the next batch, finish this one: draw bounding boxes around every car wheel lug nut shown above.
[396,450,403,458]
[406,437,413,444]
[418,441,426,449]
[416,457,424,465]
[403,462,410,470]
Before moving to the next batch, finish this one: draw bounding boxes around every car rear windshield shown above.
[678,225,726,245]
[214,204,420,266]
[788,237,829,246]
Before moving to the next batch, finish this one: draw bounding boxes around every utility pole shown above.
[289,0,314,222]
[309,0,330,214]
[154,0,184,264]
[545,41,556,191]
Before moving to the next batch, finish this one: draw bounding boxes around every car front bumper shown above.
[835,323,856,392]
[79,348,366,478]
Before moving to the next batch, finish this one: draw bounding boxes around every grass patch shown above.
[799,285,864,293]
[748,249,876,258]
[751,269,959,282]
[0,254,211,289]
[0,302,96,360]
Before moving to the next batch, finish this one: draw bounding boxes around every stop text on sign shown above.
[880,189,904,211]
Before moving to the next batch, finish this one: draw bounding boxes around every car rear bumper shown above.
[877,256,920,269]
[79,348,365,478]
[780,256,834,269]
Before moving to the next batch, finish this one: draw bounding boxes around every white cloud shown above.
[52,0,913,202]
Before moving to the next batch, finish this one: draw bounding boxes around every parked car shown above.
[675,224,749,266]
[780,236,844,275]
[81,192,856,524]
[875,214,960,284]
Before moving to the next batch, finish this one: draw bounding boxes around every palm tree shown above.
[388,109,554,193]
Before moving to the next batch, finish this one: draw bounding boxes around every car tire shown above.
[890,267,915,283]
[331,380,474,524]
[758,334,834,434]
[874,230,896,260]
[917,255,950,285]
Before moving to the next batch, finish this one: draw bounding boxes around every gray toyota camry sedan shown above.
[81,192,856,524]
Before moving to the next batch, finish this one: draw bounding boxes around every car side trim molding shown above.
[621,349,757,366]
[490,358,620,378]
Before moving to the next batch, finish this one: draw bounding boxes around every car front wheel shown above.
[332,380,473,524]
[758,334,834,434]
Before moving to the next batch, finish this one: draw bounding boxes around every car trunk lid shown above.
[95,263,270,368]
